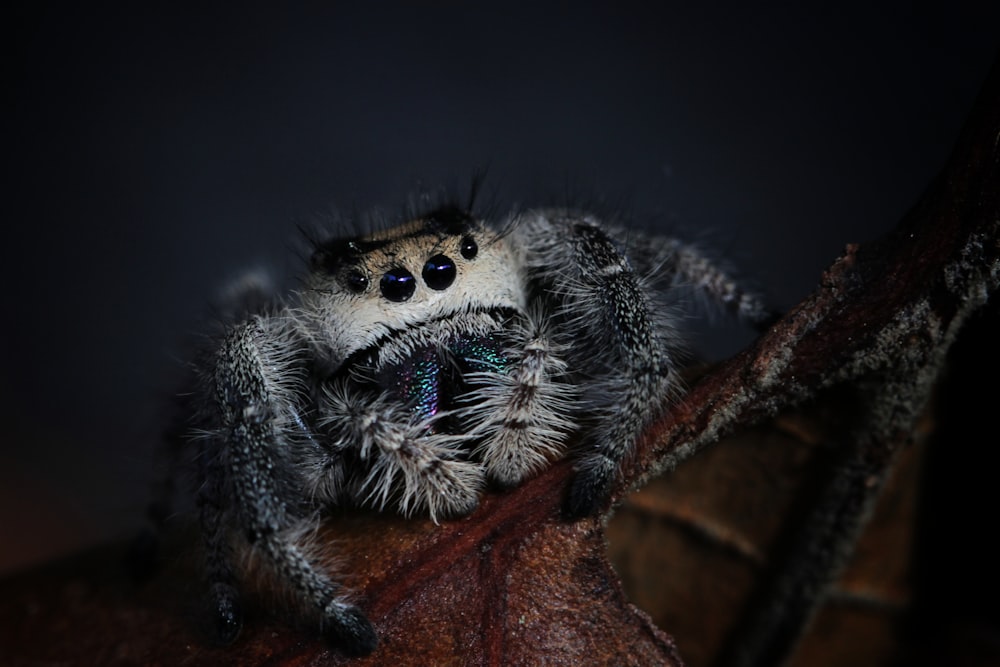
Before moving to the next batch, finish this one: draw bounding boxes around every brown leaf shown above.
[0,462,683,666]
[607,402,932,667]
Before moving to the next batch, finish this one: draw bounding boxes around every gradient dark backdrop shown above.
[3,4,998,575]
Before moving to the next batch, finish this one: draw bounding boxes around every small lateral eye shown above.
[460,236,478,260]
[380,267,416,302]
[422,254,456,290]
[343,269,369,294]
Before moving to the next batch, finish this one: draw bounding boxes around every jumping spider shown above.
[163,203,772,655]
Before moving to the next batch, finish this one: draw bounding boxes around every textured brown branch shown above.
[614,56,1000,665]
[2,59,998,667]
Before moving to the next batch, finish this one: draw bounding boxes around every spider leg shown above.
[195,446,243,644]
[460,309,576,488]
[319,379,485,521]
[625,230,779,330]
[517,211,680,518]
[206,318,377,655]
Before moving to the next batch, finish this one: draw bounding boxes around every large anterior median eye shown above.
[422,254,456,290]
[380,267,416,302]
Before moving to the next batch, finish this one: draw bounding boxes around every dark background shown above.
[3,3,998,575]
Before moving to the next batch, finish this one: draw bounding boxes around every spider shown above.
[162,202,772,656]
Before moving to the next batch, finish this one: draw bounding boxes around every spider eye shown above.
[380,267,416,302]
[422,254,456,290]
[460,236,478,260]
[343,269,369,294]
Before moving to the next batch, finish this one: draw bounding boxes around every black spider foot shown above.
[563,467,614,521]
[322,601,378,656]
[209,582,243,645]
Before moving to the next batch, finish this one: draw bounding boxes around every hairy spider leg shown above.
[316,376,485,520]
[515,212,680,518]
[461,308,578,487]
[208,318,377,655]
[625,230,778,330]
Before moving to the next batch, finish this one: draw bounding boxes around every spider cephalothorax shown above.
[168,203,771,655]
